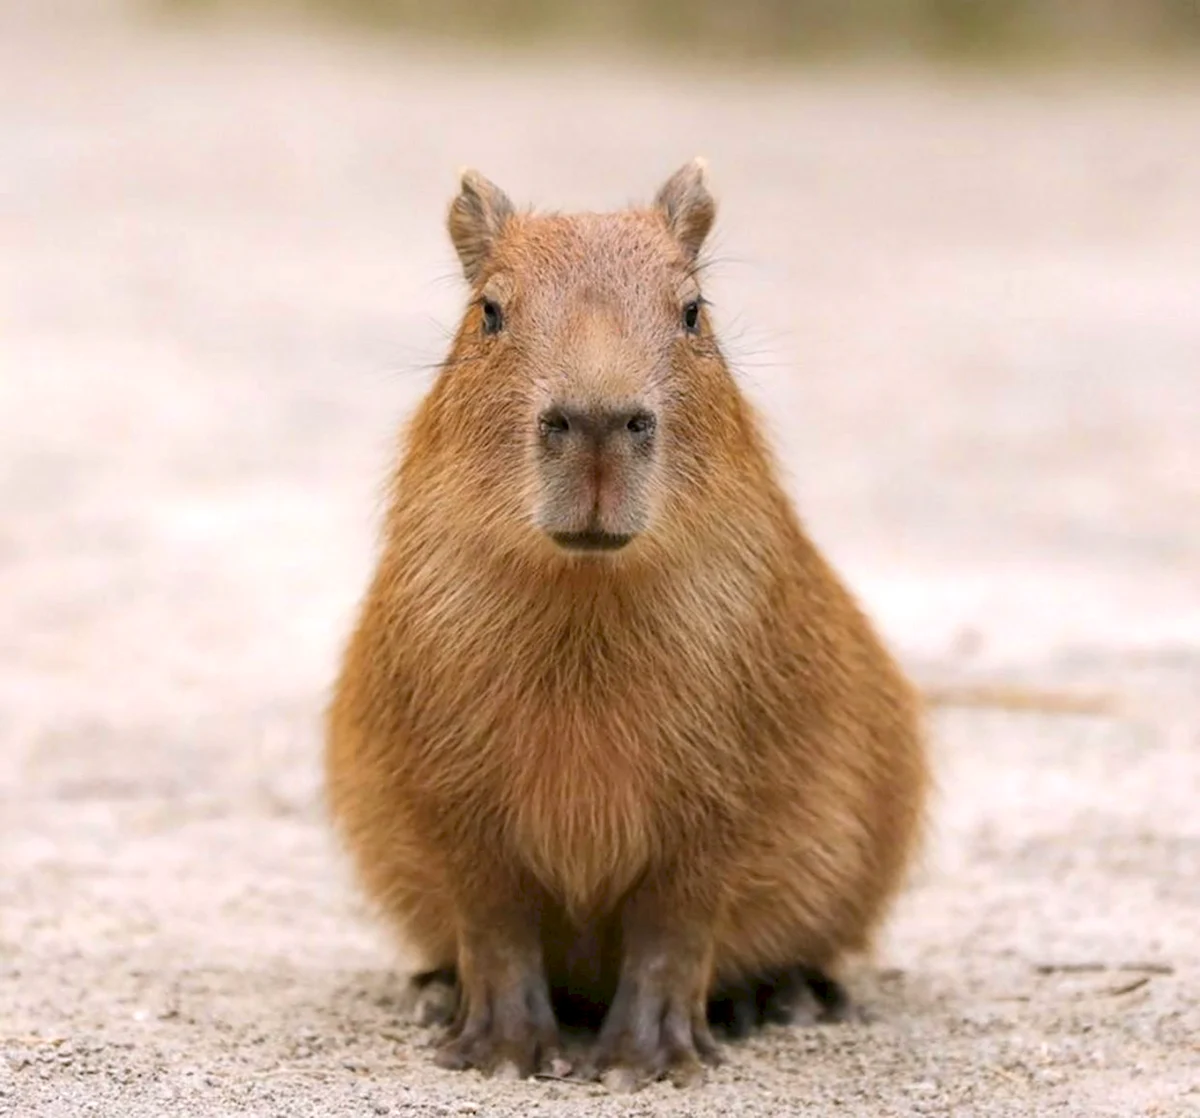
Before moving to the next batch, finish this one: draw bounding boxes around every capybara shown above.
[325,159,930,1091]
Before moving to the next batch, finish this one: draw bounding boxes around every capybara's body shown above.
[325,161,929,1088]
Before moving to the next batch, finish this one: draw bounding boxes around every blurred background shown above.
[161,0,1200,59]
[2,1,1199,1113]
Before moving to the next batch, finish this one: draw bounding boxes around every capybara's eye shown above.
[626,411,656,436]
[481,299,504,335]
[538,408,571,437]
[682,300,701,334]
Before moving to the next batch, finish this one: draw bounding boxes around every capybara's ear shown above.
[448,169,514,283]
[654,158,715,261]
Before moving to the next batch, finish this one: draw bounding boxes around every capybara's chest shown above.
[405,634,750,913]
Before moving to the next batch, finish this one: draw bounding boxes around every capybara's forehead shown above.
[489,210,690,291]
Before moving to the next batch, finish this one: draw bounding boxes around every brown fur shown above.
[324,160,930,1089]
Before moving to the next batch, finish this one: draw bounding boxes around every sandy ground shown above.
[2,4,1199,1115]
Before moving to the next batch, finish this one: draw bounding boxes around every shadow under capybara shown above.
[324,159,930,1091]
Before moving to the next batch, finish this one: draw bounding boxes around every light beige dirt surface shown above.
[2,5,1199,1116]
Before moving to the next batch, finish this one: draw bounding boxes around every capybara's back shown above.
[325,159,929,1091]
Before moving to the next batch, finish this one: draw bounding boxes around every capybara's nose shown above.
[537,404,657,447]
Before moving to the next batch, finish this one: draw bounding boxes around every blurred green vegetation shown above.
[157,0,1200,60]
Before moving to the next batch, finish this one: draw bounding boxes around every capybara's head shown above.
[418,159,747,561]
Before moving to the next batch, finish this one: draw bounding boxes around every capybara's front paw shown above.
[433,972,566,1080]
[583,985,722,1092]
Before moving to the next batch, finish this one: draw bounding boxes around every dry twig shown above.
[924,684,1122,716]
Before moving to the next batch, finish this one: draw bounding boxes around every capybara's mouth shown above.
[550,530,633,552]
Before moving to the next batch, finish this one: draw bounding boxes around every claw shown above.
[433,1040,473,1072]
[601,1066,640,1094]
[543,1054,573,1079]
[668,1056,706,1089]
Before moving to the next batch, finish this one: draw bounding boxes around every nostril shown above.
[538,409,571,437]
[626,410,657,437]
